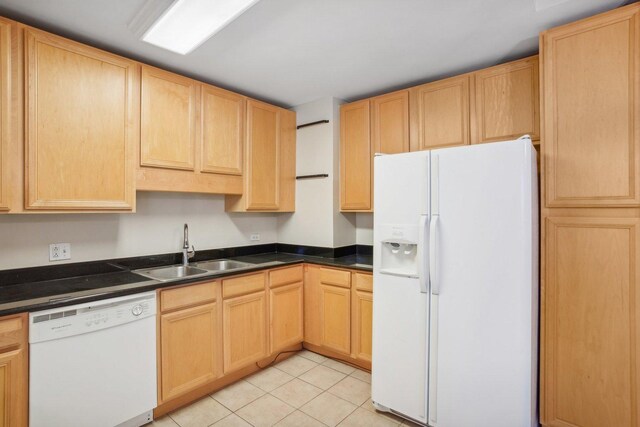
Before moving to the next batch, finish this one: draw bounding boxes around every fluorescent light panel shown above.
[142,0,260,55]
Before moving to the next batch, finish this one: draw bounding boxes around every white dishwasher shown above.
[29,291,157,427]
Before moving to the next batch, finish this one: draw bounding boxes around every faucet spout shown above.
[182,224,195,266]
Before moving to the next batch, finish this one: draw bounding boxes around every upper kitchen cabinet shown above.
[24,28,138,210]
[225,100,295,212]
[137,79,243,195]
[0,18,15,213]
[371,90,410,154]
[340,99,372,211]
[140,66,198,171]
[541,5,640,207]
[472,56,539,144]
[201,85,245,176]
[410,74,471,151]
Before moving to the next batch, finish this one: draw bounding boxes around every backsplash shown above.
[0,192,279,270]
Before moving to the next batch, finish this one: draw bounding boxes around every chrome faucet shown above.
[182,223,195,267]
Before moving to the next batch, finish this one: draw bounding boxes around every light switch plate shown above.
[49,243,71,261]
[250,233,261,241]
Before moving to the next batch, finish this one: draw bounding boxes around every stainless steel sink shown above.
[194,259,253,271]
[134,265,210,282]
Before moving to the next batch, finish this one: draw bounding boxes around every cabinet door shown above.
[371,90,410,154]
[542,6,640,207]
[304,265,322,346]
[351,290,373,363]
[24,28,138,210]
[0,348,27,427]
[340,100,371,211]
[270,282,304,352]
[410,75,471,150]
[160,302,220,402]
[473,56,539,144]
[223,291,268,373]
[201,85,244,175]
[320,284,351,355]
[0,19,12,212]
[0,314,28,427]
[141,66,197,171]
[542,216,640,427]
[246,100,279,210]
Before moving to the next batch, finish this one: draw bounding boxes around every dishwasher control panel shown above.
[29,292,157,344]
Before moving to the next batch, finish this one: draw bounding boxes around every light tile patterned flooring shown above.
[151,350,419,427]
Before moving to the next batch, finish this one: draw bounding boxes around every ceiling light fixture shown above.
[142,0,261,55]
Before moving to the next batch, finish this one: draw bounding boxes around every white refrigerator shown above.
[371,137,538,427]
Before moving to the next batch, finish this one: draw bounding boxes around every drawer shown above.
[160,281,217,312]
[354,273,373,292]
[0,314,25,351]
[269,265,303,288]
[223,272,266,298]
[319,267,351,288]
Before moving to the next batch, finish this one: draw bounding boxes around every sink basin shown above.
[194,259,253,271]
[134,265,209,282]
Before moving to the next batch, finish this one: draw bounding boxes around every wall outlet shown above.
[49,243,71,261]
[250,233,261,241]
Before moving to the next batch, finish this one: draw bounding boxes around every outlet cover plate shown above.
[49,243,71,261]
[250,233,261,241]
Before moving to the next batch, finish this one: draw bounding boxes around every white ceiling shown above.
[0,0,629,107]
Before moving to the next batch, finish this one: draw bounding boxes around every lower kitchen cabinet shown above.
[0,313,28,427]
[159,302,220,402]
[304,265,322,346]
[304,265,373,368]
[352,273,373,363]
[269,266,304,353]
[320,285,351,354]
[158,281,220,403]
[222,276,268,373]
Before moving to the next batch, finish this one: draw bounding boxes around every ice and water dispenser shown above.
[377,223,419,278]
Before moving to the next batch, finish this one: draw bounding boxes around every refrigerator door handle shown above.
[429,215,439,295]
[418,214,429,293]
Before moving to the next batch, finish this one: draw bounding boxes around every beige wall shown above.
[0,192,278,270]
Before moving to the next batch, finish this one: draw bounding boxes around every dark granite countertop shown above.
[0,246,372,317]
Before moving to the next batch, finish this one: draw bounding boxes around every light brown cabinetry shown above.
[371,90,410,154]
[225,100,296,212]
[351,273,373,363]
[158,281,220,403]
[24,27,138,210]
[136,79,244,195]
[201,85,245,176]
[540,5,640,427]
[410,75,471,151]
[303,264,322,346]
[473,56,539,144]
[269,266,304,352]
[222,273,268,373]
[340,100,372,211]
[541,6,639,208]
[304,265,372,368]
[543,217,639,427]
[340,91,410,212]
[0,314,28,427]
[0,18,14,212]
[319,267,351,355]
[320,284,351,355]
[141,66,198,171]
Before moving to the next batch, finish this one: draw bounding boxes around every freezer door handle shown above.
[429,215,439,295]
[418,214,429,293]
